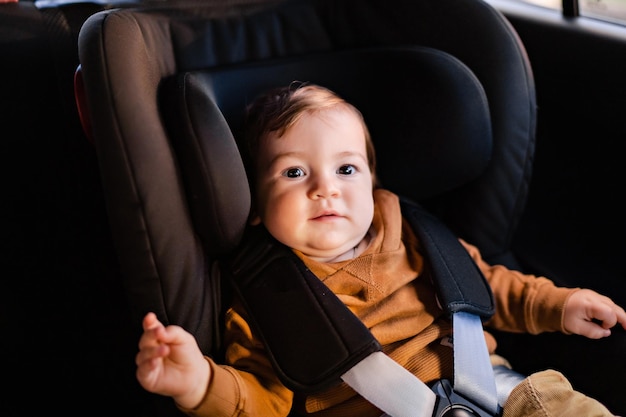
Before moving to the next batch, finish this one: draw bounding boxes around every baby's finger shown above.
[142,312,161,331]
[613,303,626,329]
[136,343,169,367]
[138,324,164,350]
[578,319,611,339]
[136,350,167,392]
[590,303,619,329]
[594,299,626,329]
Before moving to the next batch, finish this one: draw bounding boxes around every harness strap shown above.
[453,311,500,414]
[342,351,437,417]
[401,199,499,414]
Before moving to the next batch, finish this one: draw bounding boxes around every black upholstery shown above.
[77,0,537,414]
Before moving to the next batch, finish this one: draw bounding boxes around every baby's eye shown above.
[337,164,356,176]
[282,167,305,178]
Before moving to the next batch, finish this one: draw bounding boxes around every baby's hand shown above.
[563,289,626,339]
[136,313,210,408]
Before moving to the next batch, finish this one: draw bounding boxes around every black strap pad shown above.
[227,225,381,393]
[400,198,495,319]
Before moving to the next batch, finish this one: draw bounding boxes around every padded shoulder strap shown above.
[227,197,494,392]
[227,225,381,393]
[400,197,495,319]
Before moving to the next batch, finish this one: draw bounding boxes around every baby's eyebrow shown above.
[264,150,368,171]
[337,150,367,159]
[271,151,302,161]
[265,151,304,169]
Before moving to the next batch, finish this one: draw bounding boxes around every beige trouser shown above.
[503,369,616,417]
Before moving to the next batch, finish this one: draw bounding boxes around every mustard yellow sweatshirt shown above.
[181,189,575,417]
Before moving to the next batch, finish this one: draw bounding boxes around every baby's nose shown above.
[309,174,340,198]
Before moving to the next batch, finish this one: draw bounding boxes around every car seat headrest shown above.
[159,46,492,246]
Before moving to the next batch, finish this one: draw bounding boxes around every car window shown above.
[509,0,626,26]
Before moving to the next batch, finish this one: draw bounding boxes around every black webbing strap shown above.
[227,197,494,393]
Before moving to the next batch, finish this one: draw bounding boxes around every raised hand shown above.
[135,312,210,408]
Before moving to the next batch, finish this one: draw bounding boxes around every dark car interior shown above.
[2,0,625,416]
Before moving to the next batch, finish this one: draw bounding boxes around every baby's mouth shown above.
[312,211,340,220]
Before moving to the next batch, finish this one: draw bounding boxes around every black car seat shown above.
[76,0,538,414]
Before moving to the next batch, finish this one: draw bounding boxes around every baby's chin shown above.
[298,246,356,263]
[297,231,371,263]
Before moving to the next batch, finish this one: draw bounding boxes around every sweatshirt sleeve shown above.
[178,303,293,417]
[459,239,578,334]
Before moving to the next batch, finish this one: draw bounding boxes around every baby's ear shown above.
[248,210,261,226]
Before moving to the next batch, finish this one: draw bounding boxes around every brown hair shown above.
[242,81,377,188]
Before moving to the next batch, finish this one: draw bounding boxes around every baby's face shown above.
[252,106,374,262]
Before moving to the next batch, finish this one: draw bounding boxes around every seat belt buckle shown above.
[431,379,502,417]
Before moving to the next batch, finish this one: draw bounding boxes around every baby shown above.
[136,82,626,417]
